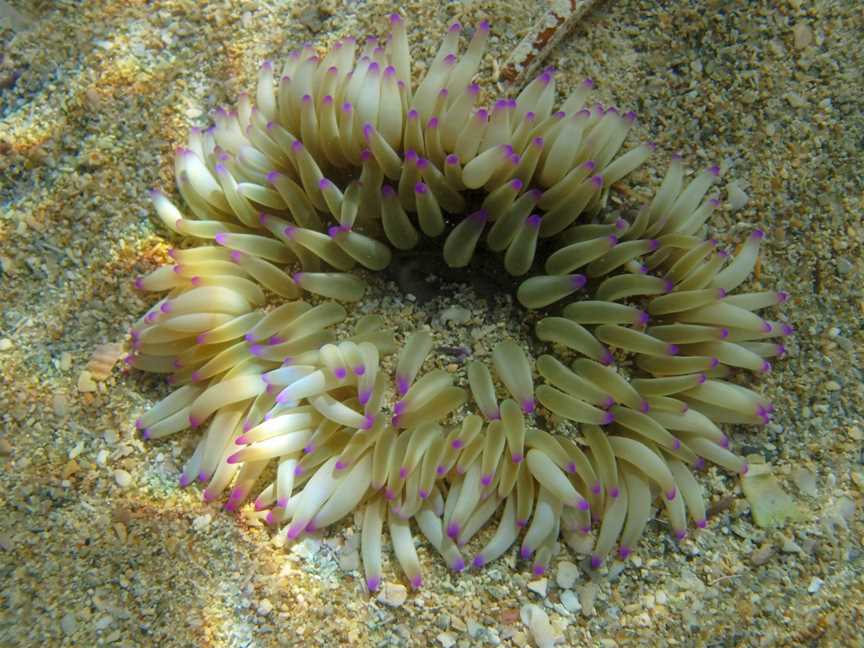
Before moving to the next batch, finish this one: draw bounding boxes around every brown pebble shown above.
[793,23,813,50]
[750,543,775,566]
[0,437,12,456]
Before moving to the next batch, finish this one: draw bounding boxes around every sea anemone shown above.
[129,14,791,590]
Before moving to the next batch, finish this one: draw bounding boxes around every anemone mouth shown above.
[128,15,792,591]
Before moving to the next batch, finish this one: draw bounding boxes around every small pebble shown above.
[560,589,581,613]
[437,632,456,648]
[0,437,12,456]
[113,469,132,488]
[836,257,853,275]
[77,370,97,393]
[556,560,579,589]
[61,613,77,635]
[793,23,813,49]
[192,513,212,531]
[726,182,749,211]
[377,582,408,607]
[807,577,824,594]
[52,392,69,417]
[0,338,11,351]
[578,583,598,617]
[257,599,273,616]
[527,577,548,597]
[751,543,775,566]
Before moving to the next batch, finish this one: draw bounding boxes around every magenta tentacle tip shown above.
[532,564,546,576]
[178,474,191,487]
[590,555,603,570]
[697,518,708,529]
[618,546,632,560]
[366,577,380,593]
[578,499,591,511]
[665,487,677,501]
[674,529,687,541]
[519,545,533,560]
[446,523,460,540]
[609,486,620,499]
[511,453,524,464]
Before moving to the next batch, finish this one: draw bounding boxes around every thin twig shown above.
[500,0,604,89]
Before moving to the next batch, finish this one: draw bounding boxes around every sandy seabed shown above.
[0,0,862,646]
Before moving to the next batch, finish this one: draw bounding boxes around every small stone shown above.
[0,438,11,455]
[793,23,813,50]
[655,590,668,605]
[836,257,854,275]
[257,599,273,616]
[807,577,824,594]
[520,604,558,648]
[52,393,69,417]
[59,352,72,371]
[0,338,11,351]
[785,92,807,108]
[378,582,408,607]
[741,463,801,528]
[192,513,212,531]
[791,467,818,496]
[77,370,97,393]
[726,182,749,211]
[437,632,456,648]
[577,583,598,617]
[825,381,841,391]
[560,589,581,613]
[467,620,483,639]
[113,469,132,488]
[556,560,579,589]
[527,577,548,597]
[750,543,775,566]
[61,613,77,635]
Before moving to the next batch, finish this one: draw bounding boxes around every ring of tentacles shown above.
[129,15,791,592]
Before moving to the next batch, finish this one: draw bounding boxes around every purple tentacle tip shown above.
[265,511,276,525]
[213,232,227,246]
[640,400,651,413]
[520,545,533,560]
[511,453,524,464]
[472,555,486,569]
[202,490,216,503]
[227,452,241,465]
[521,398,536,414]
[418,489,428,499]
[452,558,465,573]
[410,575,423,589]
[366,577,380,593]
[188,415,201,429]
[481,474,493,486]
[578,498,591,511]
[697,518,708,529]
[178,474,191,487]
[516,519,528,528]
[335,460,347,471]
[609,486,620,499]
[532,564,546,576]
[666,487,677,501]
[197,471,209,483]
[446,523,460,540]
[739,463,749,475]
[674,529,687,541]
[601,411,615,425]
[590,555,603,570]
[591,481,602,495]
[618,546,632,560]
[141,428,151,440]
